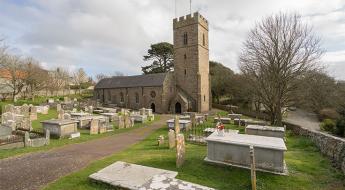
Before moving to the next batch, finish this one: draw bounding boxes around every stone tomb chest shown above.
[130,114,147,123]
[41,119,78,138]
[246,125,285,139]
[166,119,191,130]
[100,112,117,122]
[205,132,287,174]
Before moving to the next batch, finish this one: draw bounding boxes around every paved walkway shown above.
[284,109,320,131]
[0,115,170,190]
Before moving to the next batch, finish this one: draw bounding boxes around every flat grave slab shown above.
[246,125,285,138]
[89,161,178,189]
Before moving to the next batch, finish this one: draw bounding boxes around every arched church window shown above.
[135,93,139,103]
[203,33,205,46]
[120,92,124,102]
[184,54,187,60]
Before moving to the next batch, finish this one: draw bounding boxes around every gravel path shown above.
[284,109,320,131]
[0,115,170,190]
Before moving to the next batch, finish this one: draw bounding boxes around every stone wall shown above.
[285,122,345,175]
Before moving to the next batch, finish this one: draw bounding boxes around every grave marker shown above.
[168,129,176,149]
[176,134,185,168]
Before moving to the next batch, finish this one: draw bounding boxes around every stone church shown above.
[95,12,210,113]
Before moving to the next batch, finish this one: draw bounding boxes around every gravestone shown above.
[176,134,185,168]
[116,115,124,129]
[174,116,180,134]
[190,113,196,131]
[21,104,30,118]
[4,104,14,113]
[90,119,99,135]
[20,117,32,131]
[124,114,131,128]
[58,109,64,119]
[168,129,176,149]
[0,125,12,140]
[42,106,49,114]
[63,113,71,120]
[139,108,146,115]
[45,130,50,145]
[157,135,164,146]
[72,108,77,113]
[1,112,15,124]
[88,106,93,114]
[56,104,62,112]
[29,106,37,121]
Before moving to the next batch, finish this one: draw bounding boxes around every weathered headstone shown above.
[157,135,164,146]
[139,108,146,115]
[4,104,14,113]
[56,104,62,112]
[58,109,64,119]
[116,115,124,129]
[88,106,93,114]
[190,113,196,131]
[168,129,176,149]
[21,104,30,118]
[42,106,49,114]
[90,119,99,135]
[29,106,37,121]
[124,114,131,128]
[72,108,77,113]
[1,112,15,124]
[20,117,32,131]
[174,115,180,134]
[24,131,30,147]
[176,134,185,168]
[63,113,71,120]
[0,125,12,140]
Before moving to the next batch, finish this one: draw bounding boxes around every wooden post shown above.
[250,145,257,190]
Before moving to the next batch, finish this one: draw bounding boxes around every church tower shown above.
[173,12,210,113]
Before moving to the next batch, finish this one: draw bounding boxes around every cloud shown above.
[0,0,344,80]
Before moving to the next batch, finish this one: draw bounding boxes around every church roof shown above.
[95,73,168,89]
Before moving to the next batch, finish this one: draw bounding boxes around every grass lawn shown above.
[44,126,345,190]
[0,109,160,159]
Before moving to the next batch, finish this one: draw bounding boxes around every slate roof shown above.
[95,73,168,89]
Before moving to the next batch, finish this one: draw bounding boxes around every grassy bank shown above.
[44,127,345,190]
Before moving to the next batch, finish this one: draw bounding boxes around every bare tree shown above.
[239,13,323,126]
[95,73,109,82]
[48,67,70,96]
[73,68,88,94]
[1,54,26,101]
[23,57,49,100]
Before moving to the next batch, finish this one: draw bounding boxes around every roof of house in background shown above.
[95,73,168,89]
[0,68,27,79]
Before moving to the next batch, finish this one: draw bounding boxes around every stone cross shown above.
[157,135,164,146]
[174,115,180,135]
[90,119,99,135]
[250,145,257,190]
[176,134,185,168]
[168,129,176,149]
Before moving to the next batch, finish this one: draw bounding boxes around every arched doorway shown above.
[175,102,182,114]
[151,103,156,113]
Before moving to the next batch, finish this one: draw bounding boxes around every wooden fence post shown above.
[250,145,257,190]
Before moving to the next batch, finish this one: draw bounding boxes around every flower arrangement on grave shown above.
[216,122,225,136]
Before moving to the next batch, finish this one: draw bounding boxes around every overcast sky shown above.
[0,0,344,79]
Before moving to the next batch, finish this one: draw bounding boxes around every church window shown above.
[204,95,206,102]
[203,33,205,46]
[184,54,187,60]
[183,32,188,45]
[135,93,139,103]
[120,92,124,102]
[107,91,111,101]
[184,69,187,76]
[150,91,156,98]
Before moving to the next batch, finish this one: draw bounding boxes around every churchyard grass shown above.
[0,110,160,159]
[44,127,345,190]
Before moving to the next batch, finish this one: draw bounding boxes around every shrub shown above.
[320,119,336,132]
[335,118,345,137]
